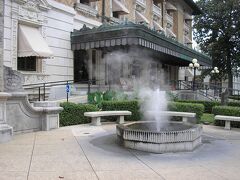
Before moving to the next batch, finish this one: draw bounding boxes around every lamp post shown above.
[189,58,200,91]
[211,67,219,96]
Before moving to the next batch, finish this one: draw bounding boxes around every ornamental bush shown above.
[175,100,220,113]
[168,102,204,122]
[60,102,99,126]
[101,100,141,121]
[88,90,128,108]
[212,106,240,116]
[228,101,240,107]
[212,106,240,127]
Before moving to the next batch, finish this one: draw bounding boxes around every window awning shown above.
[166,2,177,11]
[112,0,129,15]
[184,36,192,44]
[135,11,150,24]
[18,24,53,58]
[71,22,212,66]
[184,13,193,20]
[166,28,176,38]
[153,21,165,32]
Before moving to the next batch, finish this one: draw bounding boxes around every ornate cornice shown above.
[13,0,51,11]
[71,22,212,66]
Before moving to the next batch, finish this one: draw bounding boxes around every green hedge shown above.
[229,95,240,101]
[212,106,240,127]
[212,106,240,116]
[176,100,220,113]
[168,102,204,121]
[60,102,99,126]
[228,101,240,107]
[101,100,141,121]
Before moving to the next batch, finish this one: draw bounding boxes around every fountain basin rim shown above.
[116,121,203,153]
[117,121,201,134]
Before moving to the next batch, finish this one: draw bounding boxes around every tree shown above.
[193,0,240,91]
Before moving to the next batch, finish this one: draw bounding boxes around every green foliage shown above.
[176,100,220,113]
[212,106,240,127]
[200,113,215,124]
[102,90,116,101]
[194,0,240,87]
[101,100,141,121]
[228,101,240,107]
[60,102,99,126]
[168,102,204,122]
[212,106,240,116]
[229,95,240,101]
[88,91,103,108]
[88,90,129,108]
[166,91,178,101]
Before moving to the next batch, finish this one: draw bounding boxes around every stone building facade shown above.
[0,0,4,91]
[1,0,209,94]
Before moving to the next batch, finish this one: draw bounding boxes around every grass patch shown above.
[200,113,214,124]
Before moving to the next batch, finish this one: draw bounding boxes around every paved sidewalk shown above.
[1,123,240,180]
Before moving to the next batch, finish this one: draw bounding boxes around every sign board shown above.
[66,84,70,93]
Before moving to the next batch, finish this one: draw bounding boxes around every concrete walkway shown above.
[1,123,240,180]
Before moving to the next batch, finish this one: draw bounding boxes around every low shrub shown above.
[229,95,240,101]
[101,100,141,121]
[60,102,99,126]
[168,102,204,122]
[212,106,240,127]
[212,106,240,116]
[88,90,128,108]
[228,101,240,107]
[175,100,220,113]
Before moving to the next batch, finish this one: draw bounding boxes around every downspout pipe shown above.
[102,0,105,23]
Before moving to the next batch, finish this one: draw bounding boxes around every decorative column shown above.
[0,93,13,143]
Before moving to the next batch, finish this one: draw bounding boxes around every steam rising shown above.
[103,47,169,130]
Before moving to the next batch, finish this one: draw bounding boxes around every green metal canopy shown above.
[71,22,212,66]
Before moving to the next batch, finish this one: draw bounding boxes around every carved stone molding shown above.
[136,0,146,12]
[3,66,24,92]
[23,72,49,85]
[13,0,51,11]
[75,3,98,17]
[11,0,51,71]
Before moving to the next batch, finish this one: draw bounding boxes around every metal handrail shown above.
[23,79,99,102]
[174,80,240,101]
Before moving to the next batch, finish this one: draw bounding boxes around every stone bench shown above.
[162,111,196,122]
[146,111,196,123]
[215,115,240,130]
[84,111,132,126]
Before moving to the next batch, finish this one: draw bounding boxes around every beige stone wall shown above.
[54,0,77,7]
[97,0,103,18]
[125,0,135,22]
[104,0,111,18]
[174,4,184,43]
[0,0,4,91]
[145,0,153,26]
[53,0,194,45]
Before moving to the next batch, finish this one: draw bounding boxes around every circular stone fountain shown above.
[116,121,202,153]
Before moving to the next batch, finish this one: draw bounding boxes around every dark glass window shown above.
[113,12,120,18]
[80,0,90,5]
[17,56,37,71]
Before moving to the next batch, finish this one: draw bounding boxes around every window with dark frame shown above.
[17,56,37,71]
[80,0,90,5]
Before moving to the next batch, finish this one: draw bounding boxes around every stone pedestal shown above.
[0,93,13,143]
[33,101,63,131]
